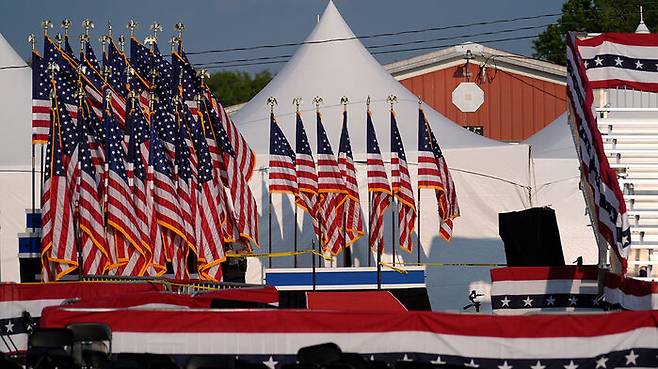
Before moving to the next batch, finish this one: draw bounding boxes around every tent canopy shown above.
[233,1,504,156]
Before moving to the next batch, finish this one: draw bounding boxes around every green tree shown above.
[206,70,273,106]
[533,0,657,65]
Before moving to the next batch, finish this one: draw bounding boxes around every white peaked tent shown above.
[233,1,535,311]
[0,32,33,281]
[524,114,598,264]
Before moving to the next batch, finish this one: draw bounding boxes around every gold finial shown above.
[144,35,157,50]
[312,96,323,110]
[107,21,112,38]
[366,96,371,108]
[99,35,109,54]
[196,68,210,83]
[105,89,113,108]
[118,35,126,52]
[150,22,163,42]
[387,95,398,110]
[126,65,135,86]
[79,34,89,54]
[54,33,63,47]
[268,97,278,113]
[61,19,71,36]
[47,61,60,80]
[82,19,94,36]
[292,97,302,112]
[127,20,138,37]
[28,33,36,50]
[340,96,348,111]
[170,36,179,53]
[102,64,112,80]
[174,22,185,42]
[417,95,422,106]
[41,20,53,37]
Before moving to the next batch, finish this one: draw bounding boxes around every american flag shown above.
[295,112,320,240]
[269,113,297,194]
[417,108,459,241]
[172,51,200,108]
[31,50,50,144]
[173,111,197,279]
[153,44,175,101]
[40,99,77,281]
[206,96,259,250]
[567,33,631,270]
[151,99,187,244]
[366,111,391,252]
[190,109,226,281]
[198,99,236,243]
[44,37,78,122]
[103,95,147,276]
[108,38,150,117]
[208,93,256,181]
[129,37,153,94]
[390,110,416,253]
[125,102,159,277]
[316,111,346,255]
[77,103,109,275]
[337,110,364,248]
[80,41,126,128]
[149,128,181,274]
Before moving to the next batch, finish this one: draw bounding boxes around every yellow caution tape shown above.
[378,262,408,274]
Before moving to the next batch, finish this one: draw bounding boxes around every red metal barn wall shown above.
[398,64,567,142]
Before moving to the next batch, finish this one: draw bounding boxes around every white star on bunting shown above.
[595,356,608,368]
[546,296,556,306]
[625,350,639,365]
[500,296,511,307]
[530,360,546,369]
[430,356,446,365]
[263,356,278,369]
[563,360,578,369]
[464,359,480,368]
[523,296,533,307]
[4,320,14,333]
[498,360,513,369]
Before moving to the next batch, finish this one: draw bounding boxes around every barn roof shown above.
[384,42,566,85]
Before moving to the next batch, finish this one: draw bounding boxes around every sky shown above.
[0,0,565,73]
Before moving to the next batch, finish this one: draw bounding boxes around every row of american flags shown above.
[269,104,459,256]
[32,29,257,281]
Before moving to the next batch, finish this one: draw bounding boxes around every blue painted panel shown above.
[26,211,42,229]
[18,235,41,254]
[266,269,424,287]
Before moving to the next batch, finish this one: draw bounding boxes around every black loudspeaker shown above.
[19,257,41,282]
[498,207,566,266]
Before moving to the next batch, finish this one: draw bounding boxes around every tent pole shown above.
[416,187,421,264]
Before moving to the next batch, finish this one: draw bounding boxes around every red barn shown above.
[385,43,567,142]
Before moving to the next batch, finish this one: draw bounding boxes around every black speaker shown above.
[498,207,565,266]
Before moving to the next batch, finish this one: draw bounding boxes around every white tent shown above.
[233,1,534,311]
[0,32,34,281]
[524,114,598,265]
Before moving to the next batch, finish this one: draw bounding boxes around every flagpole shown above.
[267,97,277,269]
[387,95,398,266]
[416,97,424,265]
[28,34,36,235]
[74,55,86,279]
[341,97,352,268]
[313,96,324,268]
[294,204,298,268]
[417,187,421,265]
[268,192,272,268]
